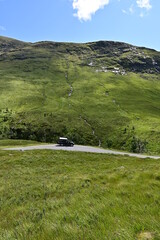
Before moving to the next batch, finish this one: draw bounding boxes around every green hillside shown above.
[0,36,160,154]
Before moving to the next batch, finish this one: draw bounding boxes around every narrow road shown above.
[4,144,160,159]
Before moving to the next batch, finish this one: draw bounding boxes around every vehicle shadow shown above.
[56,144,74,147]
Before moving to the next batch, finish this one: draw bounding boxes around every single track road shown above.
[4,144,160,159]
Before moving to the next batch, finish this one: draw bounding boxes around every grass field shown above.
[0,37,160,154]
[0,140,160,239]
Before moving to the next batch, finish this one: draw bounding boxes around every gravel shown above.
[4,144,160,159]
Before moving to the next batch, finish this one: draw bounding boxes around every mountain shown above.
[0,36,160,154]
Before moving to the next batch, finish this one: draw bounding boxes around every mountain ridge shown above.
[0,35,159,52]
[0,36,160,74]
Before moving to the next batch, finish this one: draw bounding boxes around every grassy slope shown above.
[0,139,43,149]
[0,147,160,239]
[0,37,160,153]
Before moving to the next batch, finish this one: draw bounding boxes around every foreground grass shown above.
[0,149,160,239]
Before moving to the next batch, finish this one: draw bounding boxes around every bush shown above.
[131,137,148,153]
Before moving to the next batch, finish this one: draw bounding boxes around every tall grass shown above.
[0,148,160,239]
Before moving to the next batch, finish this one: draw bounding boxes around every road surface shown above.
[4,144,160,159]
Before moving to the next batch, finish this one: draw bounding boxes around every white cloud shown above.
[72,0,110,21]
[136,0,152,10]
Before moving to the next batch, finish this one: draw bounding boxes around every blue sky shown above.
[0,0,159,50]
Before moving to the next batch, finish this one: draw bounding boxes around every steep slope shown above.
[0,36,160,154]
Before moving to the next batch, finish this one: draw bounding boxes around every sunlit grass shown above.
[0,146,160,239]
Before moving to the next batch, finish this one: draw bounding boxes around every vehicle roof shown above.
[59,137,68,140]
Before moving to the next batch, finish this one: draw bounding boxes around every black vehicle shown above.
[57,137,74,147]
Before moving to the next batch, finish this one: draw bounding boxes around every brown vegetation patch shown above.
[138,232,154,240]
